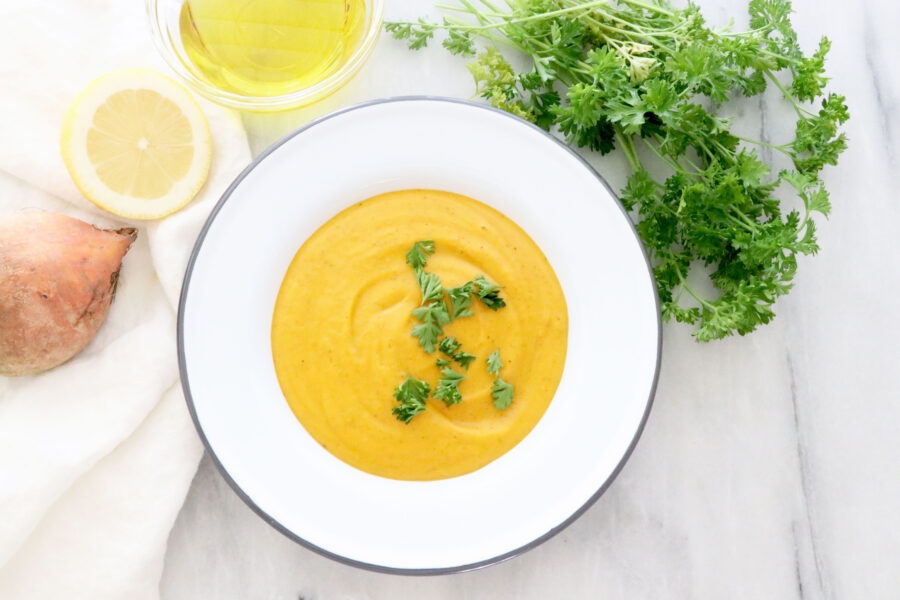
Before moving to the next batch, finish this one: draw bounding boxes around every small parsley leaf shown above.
[447,282,475,320]
[454,351,476,371]
[486,349,503,376]
[411,303,450,353]
[435,367,466,406]
[491,378,515,410]
[443,25,476,57]
[392,375,430,423]
[438,336,461,356]
[406,240,435,271]
[416,270,444,304]
[439,336,476,370]
[473,275,506,310]
[385,18,436,51]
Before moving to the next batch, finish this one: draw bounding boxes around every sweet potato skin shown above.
[0,211,136,376]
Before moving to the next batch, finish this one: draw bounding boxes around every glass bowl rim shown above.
[145,0,386,112]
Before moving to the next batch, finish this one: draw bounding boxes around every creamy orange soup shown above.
[271,189,567,480]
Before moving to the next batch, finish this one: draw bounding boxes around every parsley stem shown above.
[439,0,611,32]
[443,15,530,52]
[448,0,495,25]
[645,133,703,172]
[726,214,756,232]
[766,72,815,118]
[616,0,676,17]
[585,19,677,53]
[441,0,680,53]
[695,139,717,164]
[615,129,641,172]
[736,135,791,154]
[756,47,803,66]
[734,208,759,227]
[675,269,716,312]
[711,140,738,165]
[641,136,692,175]
[555,1,684,49]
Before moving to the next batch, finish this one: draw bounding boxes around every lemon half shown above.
[61,69,212,220]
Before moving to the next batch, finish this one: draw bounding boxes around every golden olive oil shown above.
[179,0,365,97]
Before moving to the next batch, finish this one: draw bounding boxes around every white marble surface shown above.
[161,0,900,597]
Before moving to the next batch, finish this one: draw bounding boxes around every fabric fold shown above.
[0,1,251,598]
[0,385,204,600]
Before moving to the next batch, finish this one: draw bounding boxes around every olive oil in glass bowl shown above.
[147,0,384,111]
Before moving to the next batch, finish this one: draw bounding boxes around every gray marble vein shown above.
[161,0,900,598]
[787,351,827,600]
[862,2,897,166]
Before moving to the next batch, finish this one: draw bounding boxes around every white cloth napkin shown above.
[0,2,251,598]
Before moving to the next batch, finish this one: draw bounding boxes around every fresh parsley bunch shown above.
[387,0,848,341]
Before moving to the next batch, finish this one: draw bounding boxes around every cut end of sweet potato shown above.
[116,227,138,243]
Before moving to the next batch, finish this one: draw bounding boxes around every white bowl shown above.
[178,97,661,574]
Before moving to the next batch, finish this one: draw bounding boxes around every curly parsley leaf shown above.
[412,303,450,353]
[385,18,435,50]
[446,282,475,320]
[486,349,503,376]
[486,350,513,409]
[443,24,476,56]
[454,351,476,371]
[473,275,506,310]
[392,375,430,423]
[491,378,515,410]
[438,336,461,356]
[406,240,436,271]
[416,270,444,305]
[439,336,476,370]
[435,367,466,406]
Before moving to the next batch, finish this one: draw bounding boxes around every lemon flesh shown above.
[61,69,212,220]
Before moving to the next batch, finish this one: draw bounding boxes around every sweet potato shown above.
[0,211,136,376]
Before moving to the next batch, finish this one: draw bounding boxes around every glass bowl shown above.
[146,0,384,112]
